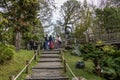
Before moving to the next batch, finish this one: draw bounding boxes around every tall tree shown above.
[39,0,53,23]
[95,6,120,41]
[96,7,120,33]
[0,0,53,51]
[59,0,82,33]
[74,0,94,40]
[8,0,40,51]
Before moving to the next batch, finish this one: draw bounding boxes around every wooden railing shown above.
[60,49,78,80]
[9,50,40,80]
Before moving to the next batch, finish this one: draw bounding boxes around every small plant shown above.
[102,45,115,55]
[0,43,15,64]
[96,40,104,46]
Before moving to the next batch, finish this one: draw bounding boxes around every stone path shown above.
[26,49,69,80]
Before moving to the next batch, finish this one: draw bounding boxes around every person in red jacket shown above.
[49,35,54,49]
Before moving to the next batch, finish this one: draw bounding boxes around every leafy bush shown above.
[80,43,120,80]
[0,43,15,64]
[32,34,39,41]
[101,50,120,80]
[80,43,103,76]
[102,45,115,55]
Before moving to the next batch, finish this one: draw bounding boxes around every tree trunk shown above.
[15,31,21,51]
[93,59,101,76]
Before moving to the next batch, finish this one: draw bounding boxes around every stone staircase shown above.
[26,49,69,80]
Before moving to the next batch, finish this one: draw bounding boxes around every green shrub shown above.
[0,43,16,64]
[80,43,120,79]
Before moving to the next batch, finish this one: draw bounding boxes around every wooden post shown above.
[37,50,39,56]
[61,53,63,62]
[26,60,29,74]
[34,50,36,54]
[34,50,37,61]
[60,50,62,60]
[39,42,41,50]
[9,75,14,80]
[64,59,67,73]
[38,50,40,56]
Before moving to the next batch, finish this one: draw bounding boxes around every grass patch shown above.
[64,51,105,80]
[0,50,38,80]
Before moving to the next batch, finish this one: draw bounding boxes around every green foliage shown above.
[0,13,13,43]
[102,45,115,55]
[80,43,120,79]
[96,40,104,46]
[64,51,105,80]
[96,7,120,33]
[7,0,40,33]
[80,43,103,62]
[74,4,93,38]
[0,43,16,64]
[0,13,8,24]
[100,56,120,80]
[74,25,87,38]
[32,34,39,41]
[0,0,47,51]
[0,50,35,80]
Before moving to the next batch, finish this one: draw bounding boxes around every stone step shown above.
[26,76,69,80]
[25,50,69,80]
[32,62,63,69]
[38,58,62,62]
[51,49,60,51]
[30,69,63,77]
[26,69,68,80]
[40,54,60,58]
[32,66,64,69]
[42,50,60,54]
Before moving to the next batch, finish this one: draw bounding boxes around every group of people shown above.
[29,39,38,50]
[29,34,62,51]
[43,34,62,50]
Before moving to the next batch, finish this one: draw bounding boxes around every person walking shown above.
[43,34,49,50]
[55,35,62,49]
[33,41,38,51]
[29,39,34,50]
[49,35,54,49]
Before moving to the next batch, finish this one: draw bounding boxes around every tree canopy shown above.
[96,5,120,33]
[0,0,53,51]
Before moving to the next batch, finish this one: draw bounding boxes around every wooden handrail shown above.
[10,50,38,80]
[60,49,78,80]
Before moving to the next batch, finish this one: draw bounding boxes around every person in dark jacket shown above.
[29,39,34,50]
[43,34,49,50]
[33,41,38,50]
